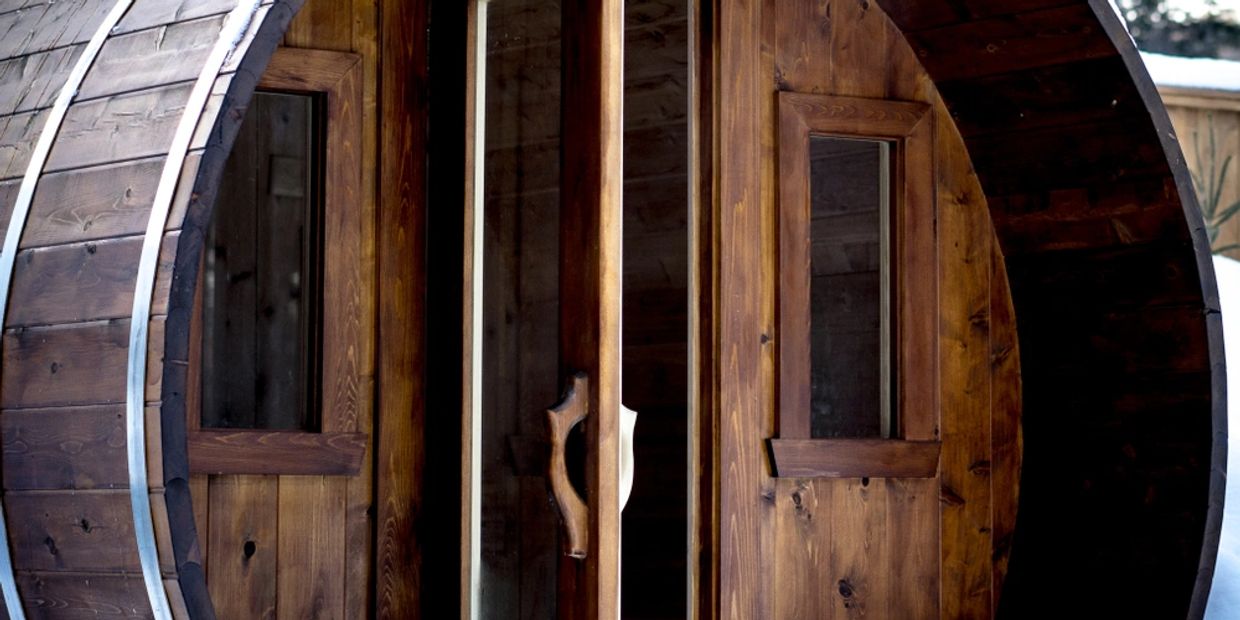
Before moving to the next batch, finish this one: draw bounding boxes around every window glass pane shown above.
[202,91,322,431]
[809,135,891,439]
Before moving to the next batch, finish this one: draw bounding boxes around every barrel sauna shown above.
[0,0,1222,619]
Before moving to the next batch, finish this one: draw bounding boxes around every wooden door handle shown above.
[546,374,639,559]
[547,373,590,558]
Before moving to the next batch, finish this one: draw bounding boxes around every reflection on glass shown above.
[808,136,892,439]
[480,0,563,616]
[202,91,322,431]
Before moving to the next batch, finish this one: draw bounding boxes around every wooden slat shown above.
[938,108,995,619]
[6,232,177,327]
[989,234,1021,604]
[877,0,1077,33]
[16,570,153,617]
[375,0,427,615]
[0,106,46,179]
[884,478,940,617]
[277,476,346,619]
[39,78,227,176]
[207,475,278,620]
[899,3,1118,82]
[2,404,162,490]
[1,317,164,409]
[714,0,768,616]
[113,0,244,34]
[0,153,200,250]
[187,431,366,476]
[6,490,174,573]
[76,13,230,100]
[0,45,78,117]
[0,0,114,59]
[966,117,1171,197]
[769,439,941,478]
[935,56,1145,139]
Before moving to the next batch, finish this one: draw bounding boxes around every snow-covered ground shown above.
[1142,52,1240,93]
[1205,255,1240,620]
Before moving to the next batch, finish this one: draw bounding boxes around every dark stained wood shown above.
[41,80,226,176]
[187,430,366,475]
[558,0,626,616]
[989,234,1021,605]
[16,571,154,618]
[6,490,174,573]
[898,3,1118,83]
[0,153,200,250]
[6,232,177,327]
[1,318,164,409]
[769,439,941,478]
[375,0,427,615]
[1,405,162,490]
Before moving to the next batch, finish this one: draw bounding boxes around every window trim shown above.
[770,91,940,478]
[186,47,367,476]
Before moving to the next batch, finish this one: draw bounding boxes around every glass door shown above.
[461,1,625,618]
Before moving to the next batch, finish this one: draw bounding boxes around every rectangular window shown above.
[201,91,324,432]
[808,136,892,439]
[771,92,940,478]
[187,47,367,477]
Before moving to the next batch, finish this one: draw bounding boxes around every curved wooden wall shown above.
[874,1,1224,617]
[0,0,301,616]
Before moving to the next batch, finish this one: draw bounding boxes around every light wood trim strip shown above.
[461,1,487,617]
[0,1,136,617]
[127,3,263,618]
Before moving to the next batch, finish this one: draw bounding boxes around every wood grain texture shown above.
[989,233,1022,605]
[187,431,366,476]
[375,0,427,615]
[207,475,278,620]
[16,571,154,618]
[769,439,940,478]
[2,404,162,490]
[0,153,200,250]
[277,476,346,619]
[6,232,177,327]
[5,490,174,573]
[1,318,164,409]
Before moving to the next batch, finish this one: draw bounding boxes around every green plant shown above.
[1191,114,1240,254]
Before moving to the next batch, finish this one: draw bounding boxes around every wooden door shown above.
[461,1,625,618]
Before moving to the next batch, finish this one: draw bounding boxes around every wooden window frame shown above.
[186,47,367,477]
[770,92,940,478]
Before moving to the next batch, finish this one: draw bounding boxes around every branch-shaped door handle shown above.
[547,373,590,558]
[546,373,638,559]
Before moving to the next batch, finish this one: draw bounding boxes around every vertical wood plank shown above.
[277,476,347,619]
[346,0,379,616]
[207,475,278,620]
[937,108,994,619]
[559,0,625,617]
[990,235,1021,603]
[376,0,428,615]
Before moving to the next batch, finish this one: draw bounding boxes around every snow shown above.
[1205,255,1240,620]
[1142,51,1240,92]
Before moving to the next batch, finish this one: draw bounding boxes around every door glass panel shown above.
[621,0,690,617]
[202,91,322,431]
[808,136,892,439]
[480,1,563,616]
